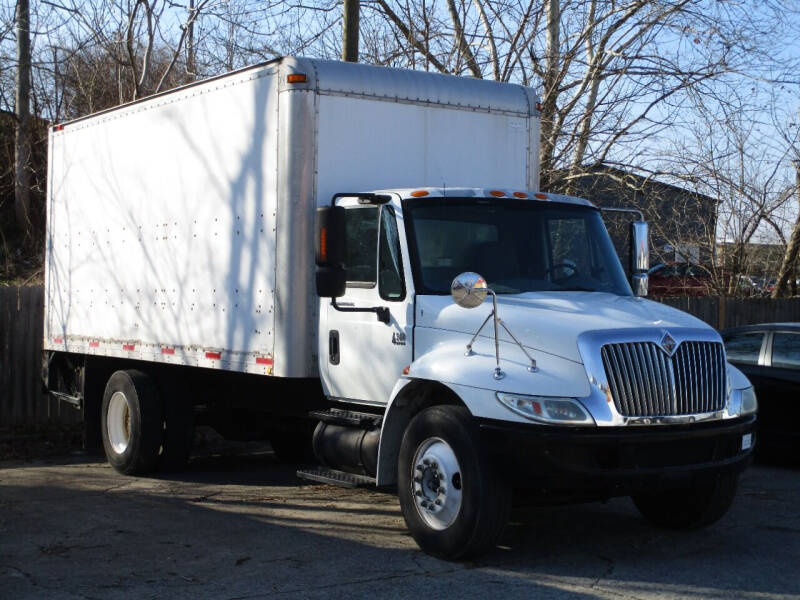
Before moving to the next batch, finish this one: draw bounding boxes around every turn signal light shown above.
[410,190,429,197]
[287,73,307,84]
[319,227,328,262]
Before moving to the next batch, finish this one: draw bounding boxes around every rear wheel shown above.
[397,405,510,560]
[101,370,163,475]
[632,472,739,529]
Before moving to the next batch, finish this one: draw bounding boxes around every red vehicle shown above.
[647,262,712,296]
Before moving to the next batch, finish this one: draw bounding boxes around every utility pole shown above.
[342,0,359,62]
[772,159,800,298]
[15,0,32,238]
[187,0,196,79]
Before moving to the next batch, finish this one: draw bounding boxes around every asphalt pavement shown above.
[1,448,798,599]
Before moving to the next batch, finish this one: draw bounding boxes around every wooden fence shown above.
[657,296,800,330]
[0,285,80,428]
[1,285,799,427]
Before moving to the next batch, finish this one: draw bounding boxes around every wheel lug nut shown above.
[415,490,423,497]
[413,476,422,483]
[415,465,424,471]
[435,499,442,506]
[438,471,444,479]
[423,459,431,466]
[431,461,438,469]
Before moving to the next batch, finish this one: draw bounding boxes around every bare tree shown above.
[14,0,31,237]
[772,159,800,297]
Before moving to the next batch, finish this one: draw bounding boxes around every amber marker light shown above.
[489,190,506,197]
[534,193,549,200]
[287,73,307,84]
[513,191,528,198]
[410,190,429,197]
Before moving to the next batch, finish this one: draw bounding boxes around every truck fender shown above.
[727,363,753,390]
[375,340,591,486]
[376,377,467,487]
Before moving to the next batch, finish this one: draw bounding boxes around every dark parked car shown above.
[721,323,800,453]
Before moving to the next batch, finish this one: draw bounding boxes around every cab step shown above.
[309,408,383,430]
[296,467,376,488]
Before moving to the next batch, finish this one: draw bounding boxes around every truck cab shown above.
[310,186,757,559]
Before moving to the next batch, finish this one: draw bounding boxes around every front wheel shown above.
[632,472,739,529]
[397,405,510,560]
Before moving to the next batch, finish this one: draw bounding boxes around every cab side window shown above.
[723,332,764,365]
[344,206,379,287]
[772,332,800,369]
[378,207,405,301]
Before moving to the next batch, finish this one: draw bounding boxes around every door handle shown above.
[329,330,340,365]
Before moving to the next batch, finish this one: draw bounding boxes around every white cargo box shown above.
[44,56,540,378]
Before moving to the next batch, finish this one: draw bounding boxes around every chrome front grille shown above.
[600,341,726,417]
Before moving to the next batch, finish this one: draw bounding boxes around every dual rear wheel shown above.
[101,370,194,475]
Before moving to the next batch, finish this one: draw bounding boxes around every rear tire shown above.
[397,405,510,560]
[101,370,163,475]
[632,472,739,529]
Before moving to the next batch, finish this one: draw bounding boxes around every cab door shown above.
[321,199,413,405]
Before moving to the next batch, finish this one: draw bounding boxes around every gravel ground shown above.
[1,449,799,599]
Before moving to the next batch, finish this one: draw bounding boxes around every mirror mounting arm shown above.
[331,298,390,324]
[464,290,538,379]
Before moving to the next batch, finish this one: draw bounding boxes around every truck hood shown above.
[415,292,712,363]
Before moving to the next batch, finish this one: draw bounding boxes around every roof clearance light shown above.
[513,191,528,198]
[287,73,307,84]
[410,190,429,197]
[534,193,549,200]
[489,190,506,197]
[54,124,64,131]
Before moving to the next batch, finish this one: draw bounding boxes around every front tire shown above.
[397,406,510,560]
[632,472,739,529]
[101,370,163,475]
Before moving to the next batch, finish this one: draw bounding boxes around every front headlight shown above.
[741,386,758,415]
[496,392,595,425]
[727,386,757,417]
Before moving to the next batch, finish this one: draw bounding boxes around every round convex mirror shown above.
[451,272,489,309]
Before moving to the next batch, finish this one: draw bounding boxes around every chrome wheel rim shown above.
[411,437,463,530]
[107,391,131,454]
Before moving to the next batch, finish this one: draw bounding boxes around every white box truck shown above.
[44,56,757,560]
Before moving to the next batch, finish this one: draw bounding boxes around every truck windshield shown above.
[403,197,632,296]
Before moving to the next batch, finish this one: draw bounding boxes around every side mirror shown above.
[451,272,489,308]
[315,206,346,298]
[631,220,649,297]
